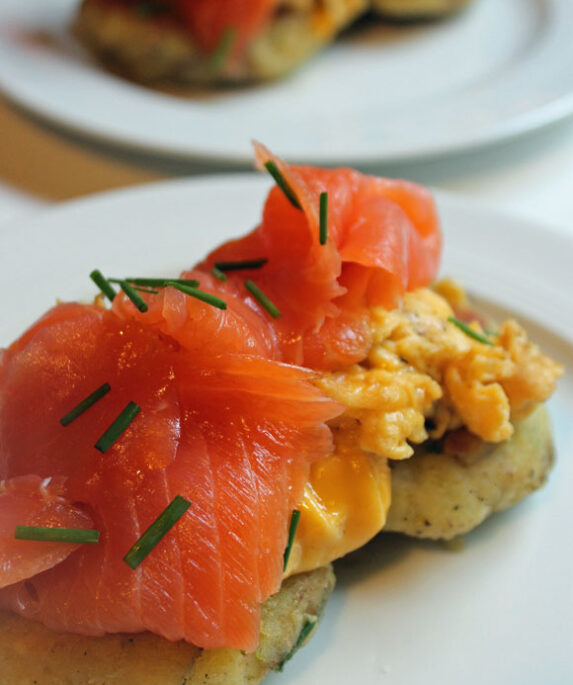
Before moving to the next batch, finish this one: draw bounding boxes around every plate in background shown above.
[0,0,573,165]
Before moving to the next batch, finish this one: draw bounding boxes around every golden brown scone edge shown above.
[0,565,335,685]
[385,405,554,540]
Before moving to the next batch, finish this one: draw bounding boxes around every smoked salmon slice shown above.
[201,143,441,369]
[0,292,340,650]
[0,475,94,589]
[0,148,441,652]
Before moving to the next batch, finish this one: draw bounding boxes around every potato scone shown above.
[385,405,554,540]
[371,0,473,20]
[73,0,367,85]
[0,565,335,685]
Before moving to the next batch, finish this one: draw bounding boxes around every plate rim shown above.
[2,0,573,165]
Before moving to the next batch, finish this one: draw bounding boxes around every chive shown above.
[211,266,227,282]
[292,616,316,650]
[95,401,141,453]
[277,616,317,671]
[264,161,302,210]
[210,26,236,71]
[245,280,281,319]
[319,192,328,245]
[123,495,191,569]
[120,281,148,313]
[110,278,200,288]
[167,281,227,310]
[60,382,111,427]
[214,258,268,272]
[283,509,301,571]
[448,316,494,346]
[15,526,100,545]
[90,269,116,302]
[172,279,201,288]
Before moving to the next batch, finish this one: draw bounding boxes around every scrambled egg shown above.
[286,281,563,575]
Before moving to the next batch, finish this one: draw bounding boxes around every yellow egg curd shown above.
[285,282,562,576]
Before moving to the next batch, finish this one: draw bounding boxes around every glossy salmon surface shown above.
[0,150,440,650]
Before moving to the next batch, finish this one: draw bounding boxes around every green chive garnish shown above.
[15,526,100,545]
[264,161,302,210]
[245,280,281,319]
[211,266,227,282]
[90,269,116,302]
[319,192,328,245]
[214,258,268,272]
[167,281,227,310]
[277,616,317,671]
[60,382,111,427]
[110,278,200,289]
[448,316,494,346]
[210,26,236,71]
[123,495,191,569]
[283,509,301,571]
[120,281,148,313]
[318,193,328,245]
[95,401,141,453]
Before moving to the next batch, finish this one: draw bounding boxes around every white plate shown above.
[1,0,573,164]
[1,178,572,684]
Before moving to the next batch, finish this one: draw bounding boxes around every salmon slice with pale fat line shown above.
[0,150,441,651]
[201,143,441,369]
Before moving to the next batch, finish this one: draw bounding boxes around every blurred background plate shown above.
[2,0,573,166]
[0,0,572,166]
